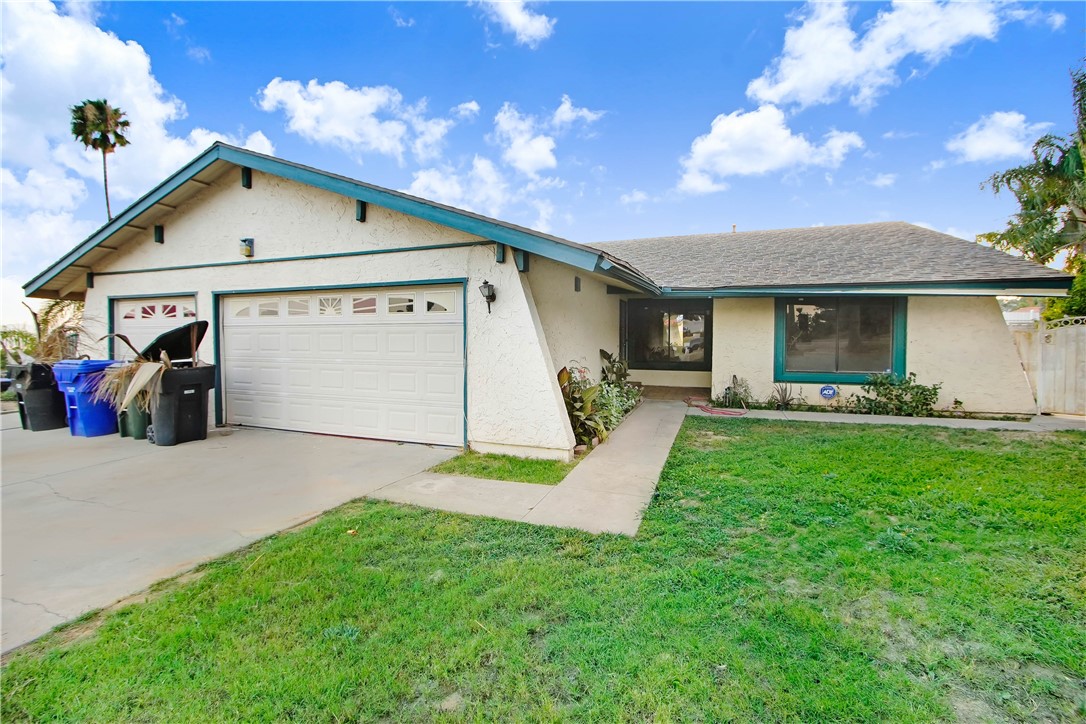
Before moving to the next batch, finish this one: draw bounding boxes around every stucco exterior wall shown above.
[526,256,619,380]
[710,296,1036,414]
[906,296,1035,413]
[82,170,577,459]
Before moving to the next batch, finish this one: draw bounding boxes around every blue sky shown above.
[1,1,1081,324]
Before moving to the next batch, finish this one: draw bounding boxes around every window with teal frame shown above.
[774,297,906,384]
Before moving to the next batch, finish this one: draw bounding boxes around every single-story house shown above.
[24,144,1073,460]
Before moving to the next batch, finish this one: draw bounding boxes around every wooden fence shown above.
[1010,316,1086,416]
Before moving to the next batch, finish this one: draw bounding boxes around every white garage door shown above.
[222,286,465,446]
[114,296,197,359]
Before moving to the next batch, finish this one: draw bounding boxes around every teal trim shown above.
[513,249,530,272]
[24,147,221,295]
[461,279,469,449]
[93,241,490,278]
[241,167,252,189]
[153,225,164,244]
[86,272,94,289]
[27,142,659,298]
[495,244,506,264]
[664,279,1071,297]
[214,278,467,298]
[356,200,367,222]
[212,294,223,426]
[106,291,199,360]
[106,301,114,361]
[773,296,907,384]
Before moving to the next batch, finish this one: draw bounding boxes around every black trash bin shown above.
[139,321,216,447]
[9,363,67,431]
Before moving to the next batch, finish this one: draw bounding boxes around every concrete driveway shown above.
[0,414,455,653]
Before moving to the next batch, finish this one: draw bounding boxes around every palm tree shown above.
[981,66,1085,268]
[70,99,131,221]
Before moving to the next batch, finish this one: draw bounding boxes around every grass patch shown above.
[430,450,576,485]
[3,418,1084,721]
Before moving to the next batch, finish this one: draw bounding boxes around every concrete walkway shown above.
[370,401,688,536]
[686,406,1085,431]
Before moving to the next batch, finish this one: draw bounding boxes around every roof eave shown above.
[658,278,1073,297]
[25,142,655,298]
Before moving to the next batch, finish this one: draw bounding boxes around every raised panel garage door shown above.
[114,297,197,358]
[221,286,464,446]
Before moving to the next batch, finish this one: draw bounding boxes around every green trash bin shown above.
[119,406,150,440]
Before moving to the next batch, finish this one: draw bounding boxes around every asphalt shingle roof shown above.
[592,222,1071,290]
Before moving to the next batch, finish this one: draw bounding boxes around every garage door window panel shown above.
[426,291,455,314]
[318,296,343,316]
[352,295,377,315]
[287,298,310,316]
[388,294,415,314]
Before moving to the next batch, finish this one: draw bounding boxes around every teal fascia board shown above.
[24,148,222,296]
[773,296,907,384]
[27,142,658,298]
[663,279,1071,297]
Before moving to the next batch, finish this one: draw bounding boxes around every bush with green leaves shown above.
[851,372,944,417]
[595,379,641,430]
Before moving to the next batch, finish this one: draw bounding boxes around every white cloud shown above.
[944,111,1051,163]
[2,276,40,328]
[406,156,510,218]
[552,94,603,130]
[747,0,1006,110]
[678,105,863,194]
[258,78,408,160]
[0,0,274,287]
[475,0,555,49]
[1006,7,1066,31]
[869,172,897,188]
[388,6,415,28]
[530,198,554,232]
[619,189,649,206]
[493,102,557,177]
[1,168,87,211]
[165,12,211,63]
[490,96,602,178]
[258,77,470,164]
[882,129,918,140]
[453,100,481,119]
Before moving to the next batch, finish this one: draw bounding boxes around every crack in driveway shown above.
[3,597,66,620]
[38,480,137,513]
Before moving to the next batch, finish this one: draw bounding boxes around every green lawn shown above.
[430,450,577,485]
[4,418,1084,721]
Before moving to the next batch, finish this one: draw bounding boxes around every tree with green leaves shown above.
[70,99,131,220]
[980,65,1085,269]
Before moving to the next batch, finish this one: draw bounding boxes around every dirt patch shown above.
[950,691,1005,723]
[689,430,738,449]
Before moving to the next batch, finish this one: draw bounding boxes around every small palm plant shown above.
[91,333,169,414]
[70,98,131,220]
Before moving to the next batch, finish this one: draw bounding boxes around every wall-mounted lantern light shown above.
[240,238,254,258]
[479,280,496,313]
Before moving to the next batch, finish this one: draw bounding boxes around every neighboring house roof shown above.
[24,143,657,299]
[593,222,1073,294]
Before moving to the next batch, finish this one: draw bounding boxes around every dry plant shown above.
[91,332,172,412]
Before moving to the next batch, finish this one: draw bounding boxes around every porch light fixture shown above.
[478,280,496,313]
[240,238,254,258]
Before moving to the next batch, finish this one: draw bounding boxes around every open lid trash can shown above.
[9,363,67,431]
[53,359,119,437]
[140,321,216,446]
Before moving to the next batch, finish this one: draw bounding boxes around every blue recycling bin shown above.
[52,360,119,437]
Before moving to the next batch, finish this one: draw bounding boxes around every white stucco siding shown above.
[906,296,1035,414]
[711,298,777,402]
[81,172,577,458]
[526,256,619,380]
[710,296,1036,414]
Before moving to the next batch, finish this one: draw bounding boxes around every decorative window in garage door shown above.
[120,300,196,321]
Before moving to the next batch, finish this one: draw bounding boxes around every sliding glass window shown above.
[626,300,711,371]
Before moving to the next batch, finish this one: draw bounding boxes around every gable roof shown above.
[24,142,658,299]
[592,222,1072,294]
